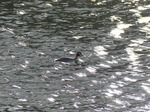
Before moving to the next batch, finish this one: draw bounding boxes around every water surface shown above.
[0,0,150,112]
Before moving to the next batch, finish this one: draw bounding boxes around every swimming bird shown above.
[55,52,83,63]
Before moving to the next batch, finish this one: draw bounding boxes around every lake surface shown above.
[0,0,150,112]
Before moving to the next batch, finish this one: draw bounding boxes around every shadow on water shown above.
[0,0,150,112]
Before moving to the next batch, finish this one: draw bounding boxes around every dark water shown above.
[0,0,150,112]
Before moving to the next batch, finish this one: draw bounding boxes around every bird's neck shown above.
[74,55,78,60]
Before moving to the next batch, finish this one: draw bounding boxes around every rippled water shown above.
[0,0,150,112]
